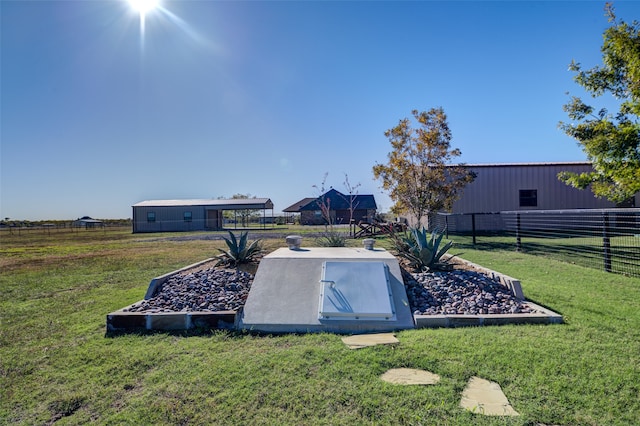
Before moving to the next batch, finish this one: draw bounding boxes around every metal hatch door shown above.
[318,261,396,321]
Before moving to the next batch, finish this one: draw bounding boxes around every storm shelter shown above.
[238,247,414,334]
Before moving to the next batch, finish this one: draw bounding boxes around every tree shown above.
[373,108,476,226]
[559,3,640,203]
[311,173,347,247]
[227,193,260,226]
[311,174,334,229]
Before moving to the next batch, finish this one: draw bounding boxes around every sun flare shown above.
[128,0,159,15]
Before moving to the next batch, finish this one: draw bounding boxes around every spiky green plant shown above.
[389,226,455,272]
[216,231,263,267]
[316,231,347,247]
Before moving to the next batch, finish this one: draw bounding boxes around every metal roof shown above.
[132,198,274,209]
[460,161,592,168]
[297,189,377,211]
[283,198,316,212]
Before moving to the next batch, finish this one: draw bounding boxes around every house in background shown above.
[132,198,274,233]
[282,197,316,224]
[284,189,377,225]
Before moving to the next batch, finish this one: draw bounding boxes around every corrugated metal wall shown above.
[132,206,209,233]
[451,163,623,214]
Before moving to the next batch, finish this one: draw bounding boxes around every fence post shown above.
[445,215,449,239]
[602,212,612,273]
[471,213,476,245]
[516,213,522,252]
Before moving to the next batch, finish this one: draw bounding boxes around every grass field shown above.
[1,227,639,425]
[445,232,640,278]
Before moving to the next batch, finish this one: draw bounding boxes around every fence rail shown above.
[434,209,640,278]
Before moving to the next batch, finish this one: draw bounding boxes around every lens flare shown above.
[128,0,158,15]
[128,0,159,41]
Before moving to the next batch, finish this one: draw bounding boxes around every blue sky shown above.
[2,0,638,220]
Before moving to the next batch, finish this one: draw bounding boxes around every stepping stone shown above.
[380,368,441,385]
[460,376,520,416]
[341,333,399,349]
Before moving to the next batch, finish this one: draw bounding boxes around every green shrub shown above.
[389,226,455,272]
[316,231,347,247]
[216,231,263,267]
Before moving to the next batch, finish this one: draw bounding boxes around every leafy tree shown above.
[372,108,476,226]
[559,3,640,203]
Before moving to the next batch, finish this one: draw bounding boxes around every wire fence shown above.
[433,209,640,278]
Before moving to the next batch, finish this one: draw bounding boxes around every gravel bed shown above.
[125,263,536,316]
[403,269,536,315]
[124,267,254,313]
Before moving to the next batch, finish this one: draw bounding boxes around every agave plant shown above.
[316,231,347,247]
[390,226,455,272]
[216,231,263,267]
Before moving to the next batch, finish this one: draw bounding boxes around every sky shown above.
[2,0,639,221]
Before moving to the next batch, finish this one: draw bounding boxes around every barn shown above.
[450,162,636,213]
[132,198,274,233]
[437,162,639,232]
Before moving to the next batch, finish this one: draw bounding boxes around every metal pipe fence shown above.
[433,209,640,278]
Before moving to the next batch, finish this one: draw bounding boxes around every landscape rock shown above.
[403,269,536,316]
[124,262,535,317]
[124,267,253,313]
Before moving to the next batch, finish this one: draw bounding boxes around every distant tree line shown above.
[0,218,132,228]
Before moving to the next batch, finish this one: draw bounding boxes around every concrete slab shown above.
[380,368,441,385]
[106,309,236,333]
[341,333,399,349]
[460,376,520,416]
[238,247,415,334]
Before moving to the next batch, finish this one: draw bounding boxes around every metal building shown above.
[132,198,274,233]
[451,162,636,213]
[437,162,639,233]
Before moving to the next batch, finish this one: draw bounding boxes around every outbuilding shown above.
[450,162,634,213]
[132,198,274,233]
[72,216,104,229]
[437,162,639,232]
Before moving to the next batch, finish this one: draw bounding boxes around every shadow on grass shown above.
[453,240,515,251]
[105,328,229,338]
[452,237,639,277]
[105,327,316,339]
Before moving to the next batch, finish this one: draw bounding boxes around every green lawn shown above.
[1,228,639,425]
[442,233,640,278]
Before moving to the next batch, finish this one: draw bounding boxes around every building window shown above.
[519,190,537,207]
[184,211,192,222]
[147,212,156,222]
